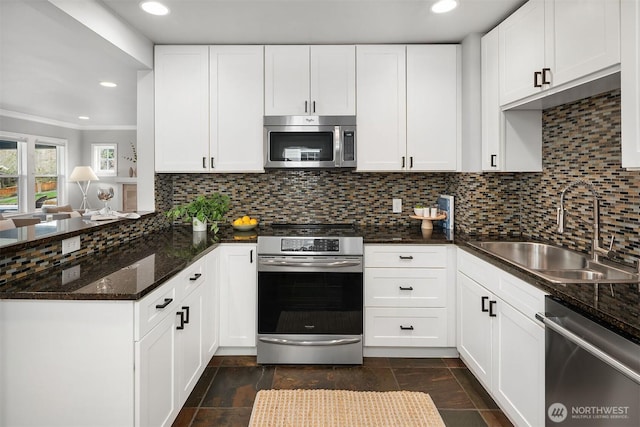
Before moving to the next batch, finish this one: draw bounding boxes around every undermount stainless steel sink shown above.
[468,241,640,284]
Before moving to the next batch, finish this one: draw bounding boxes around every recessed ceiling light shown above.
[140,1,170,16]
[100,81,117,88]
[78,116,90,120]
[432,0,458,14]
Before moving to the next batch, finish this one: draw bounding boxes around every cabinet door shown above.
[136,314,177,427]
[155,46,209,172]
[499,0,546,105]
[481,27,502,171]
[210,46,264,172]
[176,283,204,404]
[356,45,407,171]
[548,0,620,87]
[264,45,310,115]
[219,244,257,347]
[621,0,640,168]
[456,272,493,388]
[493,300,545,427]
[202,248,220,361]
[310,45,356,115]
[406,45,460,171]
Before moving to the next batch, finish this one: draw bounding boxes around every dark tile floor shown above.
[172,356,514,427]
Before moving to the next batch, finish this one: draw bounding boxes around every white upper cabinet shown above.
[357,45,460,172]
[264,45,356,116]
[209,45,264,172]
[499,0,620,107]
[356,45,407,171]
[310,45,356,116]
[621,0,640,169]
[499,0,547,106]
[155,45,210,172]
[155,45,264,173]
[549,0,620,87]
[407,45,460,171]
[482,28,542,172]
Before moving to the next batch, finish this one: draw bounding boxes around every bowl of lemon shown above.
[232,215,258,231]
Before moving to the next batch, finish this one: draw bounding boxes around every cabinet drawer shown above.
[365,245,447,268]
[176,257,207,298]
[365,268,447,307]
[364,307,448,347]
[457,248,498,293]
[135,279,179,341]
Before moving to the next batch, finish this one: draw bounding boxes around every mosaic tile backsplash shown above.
[168,170,449,227]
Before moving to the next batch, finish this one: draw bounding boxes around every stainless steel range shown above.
[257,224,363,365]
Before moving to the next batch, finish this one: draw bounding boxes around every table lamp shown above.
[69,166,99,210]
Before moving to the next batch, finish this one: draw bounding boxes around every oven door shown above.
[257,256,363,336]
[264,124,338,168]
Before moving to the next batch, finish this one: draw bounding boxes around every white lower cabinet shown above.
[457,249,546,427]
[364,245,456,355]
[218,243,257,349]
[0,249,218,427]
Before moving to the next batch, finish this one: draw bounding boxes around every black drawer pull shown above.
[189,273,202,281]
[176,311,185,330]
[399,286,414,291]
[481,296,489,312]
[400,325,414,331]
[489,300,497,317]
[399,255,414,260]
[155,298,173,309]
[182,306,190,324]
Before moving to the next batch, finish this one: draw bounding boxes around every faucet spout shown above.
[557,179,606,261]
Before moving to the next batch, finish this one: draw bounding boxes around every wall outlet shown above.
[392,198,402,213]
[61,265,81,285]
[62,236,81,255]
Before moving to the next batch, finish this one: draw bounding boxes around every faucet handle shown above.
[607,234,615,251]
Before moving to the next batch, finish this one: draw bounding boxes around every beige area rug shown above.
[249,389,446,427]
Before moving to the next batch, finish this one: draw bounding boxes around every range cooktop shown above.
[262,223,362,238]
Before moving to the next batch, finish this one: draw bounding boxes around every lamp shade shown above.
[69,166,99,182]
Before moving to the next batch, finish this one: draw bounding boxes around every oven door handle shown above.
[259,259,361,268]
[536,312,640,385]
[258,337,362,346]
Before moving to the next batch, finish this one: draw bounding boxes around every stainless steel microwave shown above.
[264,116,356,169]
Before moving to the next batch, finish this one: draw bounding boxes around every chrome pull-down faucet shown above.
[556,179,610,261]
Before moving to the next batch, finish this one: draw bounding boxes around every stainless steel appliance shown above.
[537,297,640,426]
[263,116,356,169]
[257,224,363,364]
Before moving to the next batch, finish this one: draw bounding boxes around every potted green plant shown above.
[414,203,424,216]
[166,193,230,233]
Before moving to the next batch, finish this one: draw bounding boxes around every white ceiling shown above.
[0,0,526,128]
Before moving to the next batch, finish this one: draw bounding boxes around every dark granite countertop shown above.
[2,224,636,342]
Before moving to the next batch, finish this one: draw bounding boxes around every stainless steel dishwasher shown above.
[537,297,640,426]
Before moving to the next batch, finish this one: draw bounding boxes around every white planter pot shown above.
[192,217,207,232]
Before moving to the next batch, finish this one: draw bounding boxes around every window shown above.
[35,143,60,208]
[0,132,66,213]
[92,144,117,176]
[0,140,20,213]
